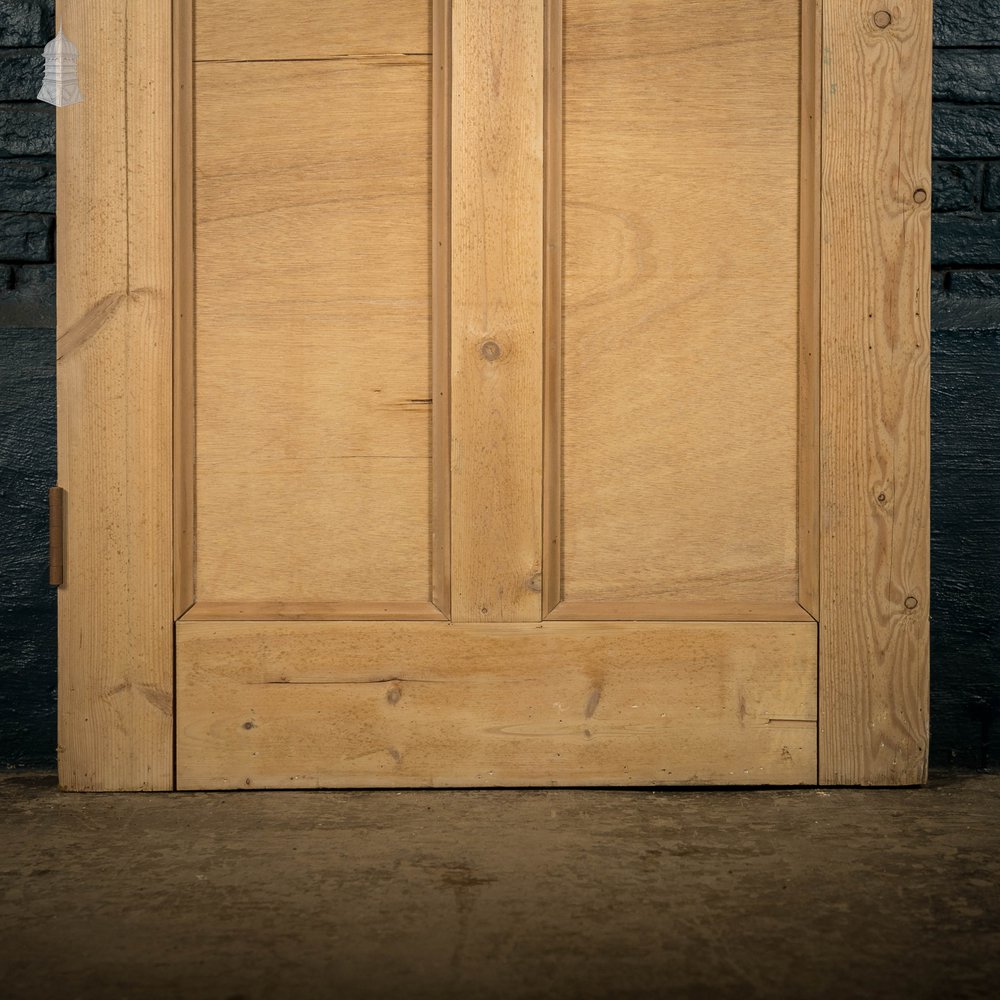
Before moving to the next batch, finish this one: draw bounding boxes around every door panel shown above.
[194,40,437,606]
[558,0,803,613]
[176,619,817,788]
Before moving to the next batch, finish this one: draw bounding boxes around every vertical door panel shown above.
[193,11,439,610]
[555,0,804,616]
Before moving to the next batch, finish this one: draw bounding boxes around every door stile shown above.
[818,0,931,784]
[450,0,546,623]
[57,0,175,790]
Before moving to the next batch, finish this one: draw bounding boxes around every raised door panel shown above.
[554,0,806,619]
[192,12,439,611]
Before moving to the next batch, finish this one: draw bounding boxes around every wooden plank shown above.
[549,600,815,623]
[561,0,801,607]
[431,1,452,617]
[174,0,195,615]
[182,602,446,622]
[194,58,435,605]
[176,620,818,788]
[450,0,545,622]
[56,0,173,790]
[542,0,564,617]
[819,0,931,785]
[195,0,432,62]
[798,0,822,619]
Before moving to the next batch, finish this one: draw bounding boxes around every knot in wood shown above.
[480,340,502,362]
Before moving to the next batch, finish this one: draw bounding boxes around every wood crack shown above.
[258,677,449,686]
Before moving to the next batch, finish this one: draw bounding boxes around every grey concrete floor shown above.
[0,772,998,1000]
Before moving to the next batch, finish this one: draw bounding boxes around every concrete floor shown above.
[0,773,998,999]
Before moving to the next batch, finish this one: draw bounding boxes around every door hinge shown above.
[49,486,65,587]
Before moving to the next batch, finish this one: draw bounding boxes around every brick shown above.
[934,0,1000,46]
[985,163,1000,211]
[932,161,982,212]
[0,0,54,47]
[950,271,1000,298]
[0,158,55,214]
[933,270,1000,332]
[0,49,44,102]
[933,214,1000,267]
[0,104,54,156]
[932,297,1000,334]
[933,50,1000,103]
[0,212,52,262]
[13,261,53,298]
[934,105,1000,159]
[0,263,55,328]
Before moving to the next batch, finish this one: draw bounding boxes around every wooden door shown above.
[55,1,931,790]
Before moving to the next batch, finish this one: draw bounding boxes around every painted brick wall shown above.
[931,1,1000,768]
[0,0,56,768]
[0,2,998,769]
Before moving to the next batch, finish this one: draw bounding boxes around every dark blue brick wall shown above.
[931,1,1000,769]
[0,2,997,770]
[0,0,55,768]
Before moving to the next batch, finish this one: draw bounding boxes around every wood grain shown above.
[819,0,931,785]
[195,0,432,62]
[450,0,545,622]
[560,0,801,608]
[176,620,818,788]
[56,0,173,790]
[194,58,435,605]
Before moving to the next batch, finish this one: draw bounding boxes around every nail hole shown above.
[874,10,892,29]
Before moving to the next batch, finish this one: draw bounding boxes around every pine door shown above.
[56,0,931,790]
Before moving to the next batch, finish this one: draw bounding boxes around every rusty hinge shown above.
[49,486,65,587]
